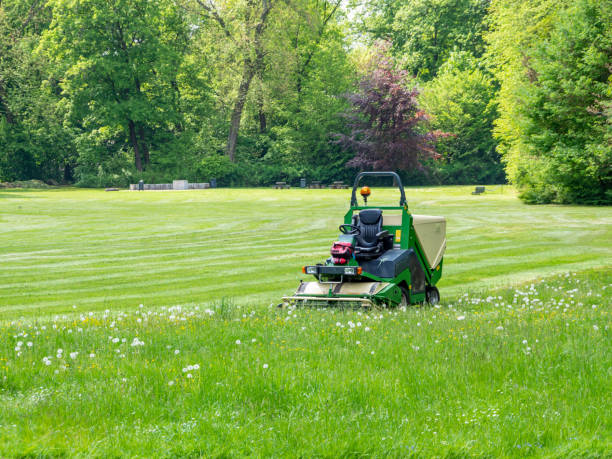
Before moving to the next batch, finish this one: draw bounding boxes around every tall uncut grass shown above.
[1,270,610,456]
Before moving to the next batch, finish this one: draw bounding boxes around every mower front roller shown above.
[281,295,374,308]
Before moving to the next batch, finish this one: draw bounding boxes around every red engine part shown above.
[331,241,353,265]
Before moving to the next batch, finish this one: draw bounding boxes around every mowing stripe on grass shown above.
[0,186,610,317]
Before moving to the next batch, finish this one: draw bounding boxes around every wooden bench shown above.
[472,186,486,195]
[309,181,324,189]
[274,181,291,189]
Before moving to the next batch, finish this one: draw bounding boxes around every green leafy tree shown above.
[193,0,274,162]
[0,0,76,182]
[42,0,190,177]
[250,0,356,182]
[420,51,504,184]
[357,0,490,79]
[488,0,612,204]
[190,0,355,183]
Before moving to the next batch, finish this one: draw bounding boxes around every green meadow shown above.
[1,186,610,316]
[0,187,610,456]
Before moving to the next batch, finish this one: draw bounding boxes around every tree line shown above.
[0,0,610,203]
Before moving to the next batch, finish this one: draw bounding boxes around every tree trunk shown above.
[258,96,267,133]
[225,0,272,161]
[227,66,256,161]
[138,125,150,166]
[128,120,143,171]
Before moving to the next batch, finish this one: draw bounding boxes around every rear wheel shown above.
[426,286,440,305]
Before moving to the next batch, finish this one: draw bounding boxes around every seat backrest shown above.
[356,209,382,246]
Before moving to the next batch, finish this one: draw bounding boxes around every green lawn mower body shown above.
[284,172,446,307]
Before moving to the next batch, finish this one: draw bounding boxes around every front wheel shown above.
[426,286,440,305]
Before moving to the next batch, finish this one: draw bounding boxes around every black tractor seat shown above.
[353,209,393,260]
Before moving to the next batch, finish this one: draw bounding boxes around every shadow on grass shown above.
[0,190,36,199]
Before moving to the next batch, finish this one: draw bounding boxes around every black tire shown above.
[426,286,440,305]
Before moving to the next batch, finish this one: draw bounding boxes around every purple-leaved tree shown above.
[336,43,441,171]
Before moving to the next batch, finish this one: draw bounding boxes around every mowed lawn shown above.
[0,186,610,316]
[0,186,611,457]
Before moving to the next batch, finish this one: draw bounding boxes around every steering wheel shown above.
[339,224,361,235]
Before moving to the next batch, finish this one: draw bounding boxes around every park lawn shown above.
[0,186,611,456]
[0,186,610,316]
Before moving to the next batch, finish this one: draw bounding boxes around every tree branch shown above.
[195,0,234,41]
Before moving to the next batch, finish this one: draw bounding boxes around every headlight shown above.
[305,266,318,275]
[344,267,356,275]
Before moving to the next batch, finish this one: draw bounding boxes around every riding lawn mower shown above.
[283,172,446,307]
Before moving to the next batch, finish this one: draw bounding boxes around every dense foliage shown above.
[336,45,439,171]
[420,52,504,185]
[487,0,612,204]
[1,0,610,202]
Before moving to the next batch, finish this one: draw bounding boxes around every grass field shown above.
[0,186,611,456]
[0,186,610,316]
